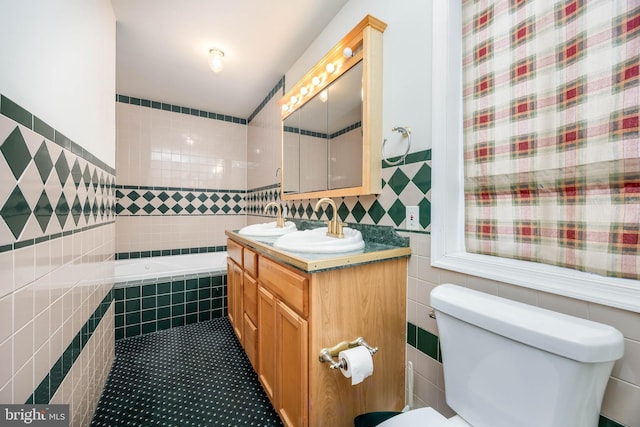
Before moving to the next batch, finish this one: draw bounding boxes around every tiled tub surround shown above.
[113,252,228,340]
[0,96,115,424]
[115,99,246,255]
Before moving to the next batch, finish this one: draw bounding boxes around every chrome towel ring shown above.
[382,126,412,165]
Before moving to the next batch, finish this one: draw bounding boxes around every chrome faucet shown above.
[314,198,344,238]
[264,202,285,228]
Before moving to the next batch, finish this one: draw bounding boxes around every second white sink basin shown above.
[238,221,297,237]
[273,227,365,253]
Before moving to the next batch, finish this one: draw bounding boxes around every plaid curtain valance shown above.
[462,0,640,279]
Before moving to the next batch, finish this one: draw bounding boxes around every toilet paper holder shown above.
[319,337,378,370]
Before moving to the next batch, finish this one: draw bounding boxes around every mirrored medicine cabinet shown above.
[280,15,387,200]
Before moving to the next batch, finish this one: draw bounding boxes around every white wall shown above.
[285,0,432,159]
[247,94,282,190]
[0,1,117,423]
[0,0,116,168]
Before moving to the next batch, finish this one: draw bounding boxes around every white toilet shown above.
[379,284,624,427]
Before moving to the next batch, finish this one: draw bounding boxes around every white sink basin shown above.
[238,221,297,237]
[273,227,365,254]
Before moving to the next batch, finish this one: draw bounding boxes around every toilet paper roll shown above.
[338,346,374,385]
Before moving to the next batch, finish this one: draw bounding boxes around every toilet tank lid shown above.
[431,284,624,363]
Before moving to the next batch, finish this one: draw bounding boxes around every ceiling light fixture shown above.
[209,49,225,73]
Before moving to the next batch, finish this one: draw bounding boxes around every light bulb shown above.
[290,96,298,104]
[312,76,321,86]
[326,63,336,73]
[209,49,224,73]
[319,90,328,103]
[343,47,353,57]
[300,87,308,95]
[282,105,289,112]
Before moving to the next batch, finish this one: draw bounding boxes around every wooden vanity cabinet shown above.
[226,239,243,341]
[227,240,259,370]
[242,247,259,370]
[258,257,309,427]
[228,237,407,427]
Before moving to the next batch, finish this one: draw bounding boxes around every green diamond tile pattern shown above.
[0,113,115,245]
[387,199,407,226]
[412,163,432,194]
[54,151,70,186]
[83,164,91,190]
[71,159,82,189]
[245,150,432,231]
[388,168,411,196]
[1,186,31,239]
[367,200,386,224]
[348,201,366,223]
[33,141,53,183]
[337,202,350,222]
[34,190,52,232]
[115,187,245,217]
[1,127,32,180]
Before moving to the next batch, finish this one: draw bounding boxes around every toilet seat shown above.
[376,407,471,427]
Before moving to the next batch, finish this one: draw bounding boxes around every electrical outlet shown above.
[406,206,419,230]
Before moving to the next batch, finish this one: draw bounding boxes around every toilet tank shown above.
[431,284,624,427]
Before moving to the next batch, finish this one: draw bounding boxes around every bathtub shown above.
[113,252,229,340]
[114,252,228,284]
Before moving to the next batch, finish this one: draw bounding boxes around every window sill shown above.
[432,252,640,313]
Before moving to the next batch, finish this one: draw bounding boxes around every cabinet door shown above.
[243,313,258,371]
[276,300,308,427]
[243,273,258,325]
[258,286,277,404]
[227,258,243,341]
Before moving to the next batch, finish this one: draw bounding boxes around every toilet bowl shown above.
[377,284,624,427]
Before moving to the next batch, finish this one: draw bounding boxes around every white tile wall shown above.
[116,103,248,253]
[1,223,114,414]
[115,214,244,254]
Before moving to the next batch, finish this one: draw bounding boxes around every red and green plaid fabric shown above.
[462,0,640,279]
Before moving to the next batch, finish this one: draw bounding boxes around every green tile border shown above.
[406,321,624,426]
[114,272,227,340]
[28,290,113,404]
[598,416,626,427]
[117,94,247,125]
[248,76,285,123]
[382,149,431,169]
[0,221,115,254]
[407,322,441,362]
[1,94,115,175]
[116,245,226,260]
[115,184,245,194]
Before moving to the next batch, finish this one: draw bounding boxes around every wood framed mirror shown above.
[280,15,387,200]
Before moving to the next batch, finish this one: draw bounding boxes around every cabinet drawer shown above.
[244,247,258,278]
[227,239,243,266]
[259,257,308,318]
[244,273,258,324]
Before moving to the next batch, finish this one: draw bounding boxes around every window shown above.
[430,0,639,312]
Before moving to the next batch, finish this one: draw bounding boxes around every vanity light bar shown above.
[279,15,387,118]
